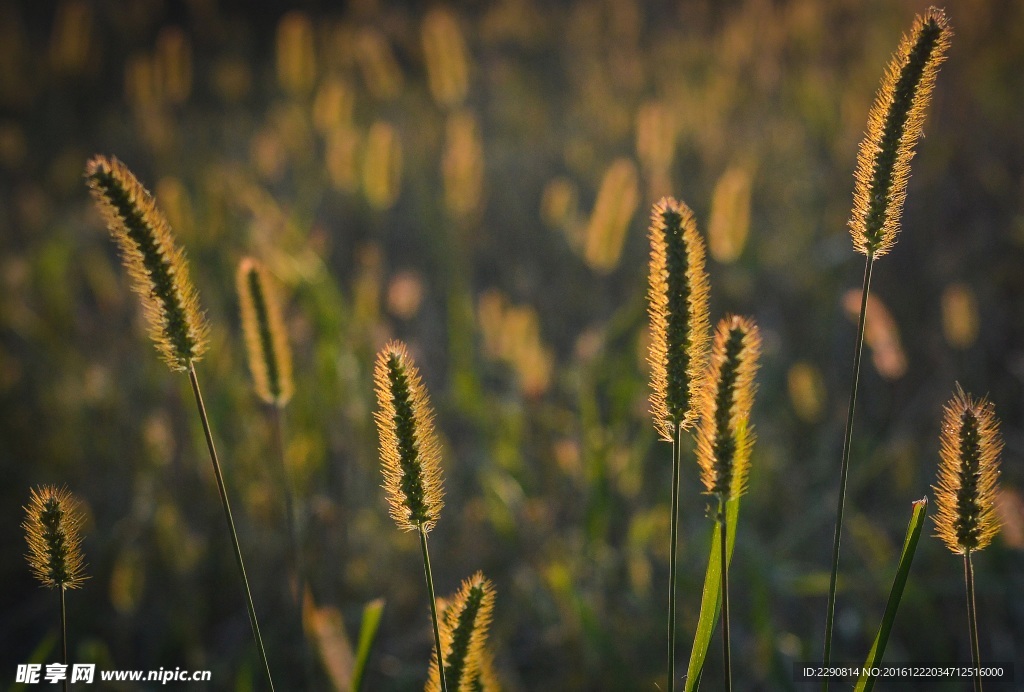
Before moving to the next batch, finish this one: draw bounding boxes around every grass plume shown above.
[647,196,711,439]
[85,155,208,371]
[237,257,294,407]
[374,340,445,532]
[24,486,87,590]
[24,485,88,692]
[850,7,952,258]
[427,572,496,692]
[696,316,761,502]
[933,386,1002,555]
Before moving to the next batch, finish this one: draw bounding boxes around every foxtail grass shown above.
[933,386,1001,692]
[695,316,761,691]
[426,572,496,692]
[822,9,951,684]
[647,196,710,691]
[237,257,309,682]
[373,340,448,692]
[86,155,274,690]
[23,486,88,692]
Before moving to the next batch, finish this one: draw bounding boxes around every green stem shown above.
[419,527,448,692]
[60,588,68,692]
[719,497,732,692]
[668,425,683,692]
[822,254,874,690]
[964,552,982,692]
[188,362,275,691]
[271,405,310,686]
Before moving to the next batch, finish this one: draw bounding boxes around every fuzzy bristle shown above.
[237,257,294,406]
[85,155,208,371]
[647,196,711,440]
[23,486,87,590]
[695,315,761,500]
[469,649,499,692]
[849,7,952,258]
[373,340,444,532]
[427,572,496,692]
[933,385,1001,554]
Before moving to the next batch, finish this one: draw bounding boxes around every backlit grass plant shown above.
[236,256,308,679]
[23,486,88,692]
[85,155,274,690]
[426,572,496,692]
[932,386,1002,692]
[822,8,952,681]
[373,340,449,692]
[695,316,761,692]
[646,196,710,691]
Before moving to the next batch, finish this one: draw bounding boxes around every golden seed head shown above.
[933,385,1002,554]
[647,196,711,440]
[85,155,208,371]
[696,315,761,500]
[237,257,294,406]
[23,486,87,590]
[849,7,952,258]
[373,340,444,532]
[427,572,496,692]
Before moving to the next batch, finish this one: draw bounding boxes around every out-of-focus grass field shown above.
[1,1,1022,689]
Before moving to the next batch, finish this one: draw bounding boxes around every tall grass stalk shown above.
[236,256,307,681]
[933,386,1001,692]
[373,341,448,692]
[695,316,760,692]
[87,155,274,689]
[646,197,710,691]
[822,10,951,683]
[23,486,87,692]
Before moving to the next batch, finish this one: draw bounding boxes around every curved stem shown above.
[822,255,874,690]
[668,425,683,691]
[60,588,68,692]
[964,552,982,692]
[419,527,448,692]
[719,497,732,692]
[188,363,275,691]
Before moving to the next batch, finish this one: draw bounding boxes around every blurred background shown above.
[1,0,1022,689]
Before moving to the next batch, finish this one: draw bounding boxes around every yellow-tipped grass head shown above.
[850,7,952,258]
[373,341,444,532]
[933,385,1002,554]
[647,197,711,440]
[85,155,208,371]
[23,486,87,590]
[696,316,761,500]
[427,572,496,692]
[237,257,294,407]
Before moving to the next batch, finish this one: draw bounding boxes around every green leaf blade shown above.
[854,497,928,692]
[683,495,740,692]
[351,598,385,692]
